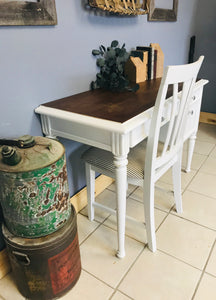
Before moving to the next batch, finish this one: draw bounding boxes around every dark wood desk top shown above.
[43,79,164,123]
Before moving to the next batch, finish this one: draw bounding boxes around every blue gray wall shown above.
[0,0,201,196]
[194,0,216,113]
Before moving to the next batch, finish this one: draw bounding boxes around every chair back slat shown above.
[144,56,204,179]
[161,82,179,156]
[169,80,191,149]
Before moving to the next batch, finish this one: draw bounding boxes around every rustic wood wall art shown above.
[0,0,57,26]
[88,0,148,16]
[147,0,178,21]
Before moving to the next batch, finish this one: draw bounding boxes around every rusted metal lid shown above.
[0,136,65,173]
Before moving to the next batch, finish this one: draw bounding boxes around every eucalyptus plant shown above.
[91,40,139,92]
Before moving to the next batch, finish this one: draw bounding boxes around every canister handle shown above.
[0,135,35,149]
[12,251,30,266]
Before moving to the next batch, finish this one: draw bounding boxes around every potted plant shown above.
[91,40,139,92]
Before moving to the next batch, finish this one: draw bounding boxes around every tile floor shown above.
[0,123,216,300]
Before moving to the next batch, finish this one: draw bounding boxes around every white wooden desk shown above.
[35,78,208,258]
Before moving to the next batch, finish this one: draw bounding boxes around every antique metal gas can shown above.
[0,135,71,238]
[2,205,81,300]
[0,205,5,251]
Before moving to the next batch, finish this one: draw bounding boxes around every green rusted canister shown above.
[0,136,71,238]
[2,205,81,300]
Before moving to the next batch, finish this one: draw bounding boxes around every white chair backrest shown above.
[145,56,204,180]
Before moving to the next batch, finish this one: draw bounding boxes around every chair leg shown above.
[143,179,157,252]
[172,154,183,213]
[185,134,196,173]
[85,163,95,221]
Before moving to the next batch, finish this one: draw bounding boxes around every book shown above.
[150,43,164,78]
[151,46,155,79]
[131,50,145,61]
[153,49,158,79]
[136,46,153,80]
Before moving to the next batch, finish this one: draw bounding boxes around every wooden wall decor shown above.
[88,0,148,16]
[147,0,178,22]
[0,0,57,26]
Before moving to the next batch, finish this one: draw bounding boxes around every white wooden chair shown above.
[82,56,204,254]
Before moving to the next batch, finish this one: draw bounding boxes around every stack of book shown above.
[125,43,164,83]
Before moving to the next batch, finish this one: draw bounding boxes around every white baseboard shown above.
[200,112,216,125]
[70,175,113,212]
[0,248,11,280]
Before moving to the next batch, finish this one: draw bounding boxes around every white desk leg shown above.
[40,115,56,139]
[185,134,196,173]
[114,154,128,258]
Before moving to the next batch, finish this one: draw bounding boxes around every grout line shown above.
[187,185,216,200]
[79,224,102,246]
[80,222,145,300]
[109,290,134,300]
[182,187,216,202]
[70,128,215,299]
[78,147,216,297]
[79,190,146,299]
[78,214,104,246]
[126,185,139,199]
[193,168,216,176]
[81,268,115,290]
[157,248,203,272]
[1,125,216,299]
[154,210,171,234]
[191,238,216,299]
[182,141,211,186]
[204,271,216,279]
[208,144,216,156]
[181,168,200,193]
[168,210,216,233]
[109,246,146,300]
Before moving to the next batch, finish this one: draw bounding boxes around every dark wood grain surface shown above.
[43,79,163,123]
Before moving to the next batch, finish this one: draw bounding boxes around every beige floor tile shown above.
[194,273,216,300]
[187,171,216,199]
[159,168,196,190]
[111,291,132,300]
[130,182,175,212]
[194,140,215,155]
[197,123,216,144]
[77,213,99,244]
[60,270,113,300]
[80,189,117,222]
[119,249,201,300]
[106,181,115,192]
[80,225,143,288]
[156,214,216,269]
[206,243,216,277]
[182,150,207,171]
[210,145,216,158]
[171,190,216,230]
[104,197,167,243]
[1,123,215,300]
[107,182,137,197]
[0,273,24,300]
[199,155,216,176]
[183,139,215,156]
